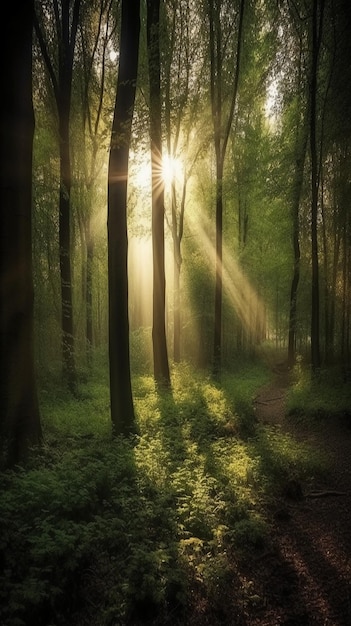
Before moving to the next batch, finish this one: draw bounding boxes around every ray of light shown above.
[127,147,270,357]
[187,209,270,339]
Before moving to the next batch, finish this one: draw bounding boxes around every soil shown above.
[241,364,351,626]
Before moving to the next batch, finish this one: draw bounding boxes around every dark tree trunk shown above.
[172,176,186,363]
[86,222,94,366]
[321,175,341,366]
[34,0,81,391]
[341,206,351,379]
[288,120,308,366]
[173,238,181,363]
[208,0,245,378]
[107,0,140,435]
[0,0,42,466]
[79,0,112,368]
[58,0,80,390]
[147,0,171,388]
[309,0,324,372]
[213,158,224,376]
[59,107,76,388]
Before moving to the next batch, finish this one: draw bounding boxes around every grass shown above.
[0,360,327,626]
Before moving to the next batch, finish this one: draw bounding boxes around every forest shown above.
[0,0,351,624]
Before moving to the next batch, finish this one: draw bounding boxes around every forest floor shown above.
[233,362,351,626]
[2,359,351,626]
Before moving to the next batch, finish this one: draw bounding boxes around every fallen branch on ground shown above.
[306,490,347,498]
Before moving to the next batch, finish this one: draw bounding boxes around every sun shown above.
[130,151,183,193]
[162,154,183,186]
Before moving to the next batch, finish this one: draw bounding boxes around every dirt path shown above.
[250,367,351,626]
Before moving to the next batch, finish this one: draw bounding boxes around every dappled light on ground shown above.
[2,361,351,625]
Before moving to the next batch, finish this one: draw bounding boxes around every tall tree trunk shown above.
[58,0,80,390]
[147,0,171,388]
[320,170,341,365]
[173,184,181,363]
[213,156,224,374]
[0,0,41,466]
[309,0,324,372]
[34,0,81,391]
[328,226,340,362]
[173,260,181,362]
[208,0,245,377]
[172,176,186,363]
[59,105,76,388]
[345,240,351,379]
[288,118,308,366]
[163,0,192,365]
[341,202,351,379]
[107,0,140,435]
[86,214,94,365]
[79,0,112,368]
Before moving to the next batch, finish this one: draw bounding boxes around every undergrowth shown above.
[0,360,326,625]
[287,358,351,424]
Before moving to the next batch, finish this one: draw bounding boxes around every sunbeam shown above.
[187,209,269,340]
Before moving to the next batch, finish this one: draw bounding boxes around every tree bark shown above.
[208,0,245,377]
[288,118,308,366]
[86,214,94,365]
[173,181,181,362]
[0,0,42,466]
[147,0,171,388]
[172,177,187,363]
[213,156,224,375]
[309,0,324,372]
[79,0,112,367]
[34,0,81,391]
[341,199,351,379]
[107,0,140,435]
[59,103,76,388]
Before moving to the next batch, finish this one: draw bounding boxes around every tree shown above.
[285,12,309,366]
[309,0,325,372]
[77,0,116,366]
[34,0,82,390]
[147,0,171,387]
[0,0,42,466]
[318,0,351,374]
[287,107,308,366]
[163,0,205,362]
[206,0,245,376]
[163,0,189,364]
[108,0,140,435]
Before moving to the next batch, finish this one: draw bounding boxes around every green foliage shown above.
[221,363,271,438]
[0,362,326,625]
[287,360,351,423]
[130,327,153,375]
[249,425,326,493]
